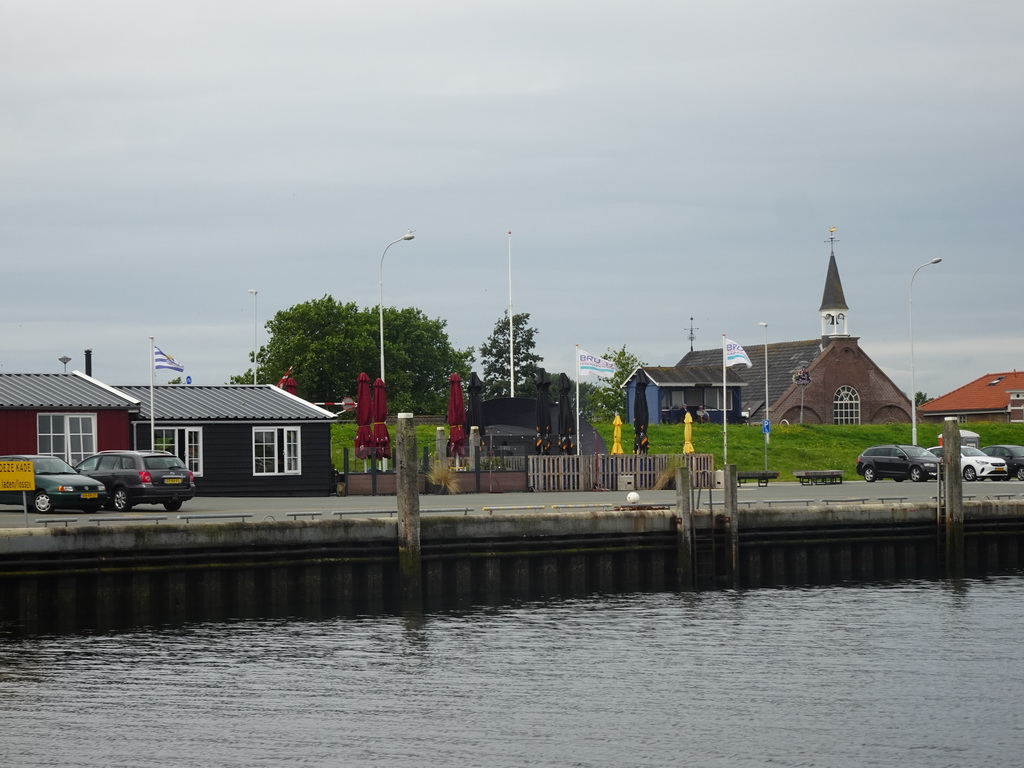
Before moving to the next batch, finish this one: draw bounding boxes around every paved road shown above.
[2,478,1020,529]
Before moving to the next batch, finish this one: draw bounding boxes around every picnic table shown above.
[793,470,844,486]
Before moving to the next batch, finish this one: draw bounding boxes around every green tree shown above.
[478,311,543,398]
[585,346,643,421]
[232,295,472,414]
[915,391,931,407]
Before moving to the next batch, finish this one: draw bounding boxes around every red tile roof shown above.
[919,371,1024,413]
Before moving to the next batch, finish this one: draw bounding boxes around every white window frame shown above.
[185,427,204,476]
[833,386,861,425]
[253,426,301,476]
[37,413,97,465]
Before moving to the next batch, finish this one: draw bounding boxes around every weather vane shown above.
[687,316,699,353]
[825,226,839,256]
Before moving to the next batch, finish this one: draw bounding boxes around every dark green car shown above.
[0,454,106,513]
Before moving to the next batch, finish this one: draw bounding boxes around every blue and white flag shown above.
[724,339,752,368]
[578,349,616,378]
[154,346,184,372]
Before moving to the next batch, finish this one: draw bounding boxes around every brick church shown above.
[626,230,912,426]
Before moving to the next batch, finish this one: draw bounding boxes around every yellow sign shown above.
[0,461,35,492]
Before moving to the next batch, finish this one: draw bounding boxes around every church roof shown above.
[677,340,824,416]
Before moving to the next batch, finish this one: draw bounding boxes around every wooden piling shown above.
[674,466,694,590]
[942,417,966,577]
[396,413,422,607]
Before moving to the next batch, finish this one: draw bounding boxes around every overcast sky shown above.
[3,1,1021,402]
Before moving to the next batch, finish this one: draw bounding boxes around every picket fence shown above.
[525,453,716,492]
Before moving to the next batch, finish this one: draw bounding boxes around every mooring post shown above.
[723,464,739,588]
[942,417,965,577]
[396,413,422,606]
[435,427,446,464]
[674,465,694,590]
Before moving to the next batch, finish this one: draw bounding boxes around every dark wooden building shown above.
[115,384,338,496]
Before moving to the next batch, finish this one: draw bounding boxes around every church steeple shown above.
[819,227,849,342]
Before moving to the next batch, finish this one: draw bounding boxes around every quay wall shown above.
[2,502,1024,633]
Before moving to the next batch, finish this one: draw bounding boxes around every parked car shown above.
[981,445,1024,481]
[926,446,1008,481]
[856,445,939,482]
[0,454,106,513]
[75,450,195,511]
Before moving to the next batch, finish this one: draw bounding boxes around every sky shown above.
[2,0,1022,402]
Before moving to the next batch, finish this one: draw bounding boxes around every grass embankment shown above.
[331,420,1024,482]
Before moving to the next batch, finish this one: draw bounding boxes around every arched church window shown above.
[833,385,860,425]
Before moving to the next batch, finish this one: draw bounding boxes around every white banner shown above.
[578,349,616,378]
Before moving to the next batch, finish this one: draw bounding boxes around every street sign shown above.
[0,460,35,492]
[762,419,771,434]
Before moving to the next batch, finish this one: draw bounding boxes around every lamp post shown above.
[378,230,416,383]
[909,257,942,445]
[247,289,258,385]
[59,355,71,373]
[758,322,769,470]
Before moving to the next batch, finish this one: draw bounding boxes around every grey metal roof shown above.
[639,365,748,387]
[0,372,139,409]
[114,384,337,421]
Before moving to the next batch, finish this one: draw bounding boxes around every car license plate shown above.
[81,493,98,499]
[165,478,182,484]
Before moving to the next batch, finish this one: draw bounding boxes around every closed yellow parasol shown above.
[683,410,694,454]
[611,412,624,455]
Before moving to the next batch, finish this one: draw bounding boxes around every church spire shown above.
[819,227,849,342]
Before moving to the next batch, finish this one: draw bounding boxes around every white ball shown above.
[626,491,640,504]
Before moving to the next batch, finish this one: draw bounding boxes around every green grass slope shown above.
[332,420,1024,482]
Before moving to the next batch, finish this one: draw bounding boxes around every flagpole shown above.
[722,334,728,465]
[507,230,514,398]
[149,336,155,451]
[574,344,581,456]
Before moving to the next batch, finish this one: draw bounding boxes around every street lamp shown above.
[758,322,769,470]
[58,355,71,373]
[378,230,415,383]
[909,257,942,445]
[247,289,258,385]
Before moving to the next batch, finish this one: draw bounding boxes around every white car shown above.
[927,446,1008,481]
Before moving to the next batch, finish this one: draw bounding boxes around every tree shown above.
[585,346,643,421]
[915,391,931,407]
[232,295,472,414]
[477,311,543,398]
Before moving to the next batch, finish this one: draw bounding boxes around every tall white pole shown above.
[378,231,416,384]
[759,322,768,470]
[909,257,942,445]
[148,336,155,451]
[722,334,728,465]
[248,289,258,385]
[574,344,581,456]
[508,230,515,398]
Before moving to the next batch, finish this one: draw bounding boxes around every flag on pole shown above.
[577,349,616,378]
[724,339,752,368]
[276,366,293,388]
[154,346,184,372]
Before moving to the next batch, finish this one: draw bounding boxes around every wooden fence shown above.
[526,453,716,492]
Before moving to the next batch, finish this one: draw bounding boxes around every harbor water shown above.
[2,577,1023,767]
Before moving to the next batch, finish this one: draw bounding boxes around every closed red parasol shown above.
[372,377,391,460]
[354,372,374,459]
[446,373,465,458]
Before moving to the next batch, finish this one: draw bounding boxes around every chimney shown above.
[85,349,93,377]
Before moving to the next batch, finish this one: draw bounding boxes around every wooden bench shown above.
[793,470,844,486]
[737,470,780,487]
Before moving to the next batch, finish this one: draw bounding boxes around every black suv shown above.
[981,445,1024,481]
[856,444,939,483]
[75,450,196,511]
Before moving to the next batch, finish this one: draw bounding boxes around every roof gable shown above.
[919,371,1024,413]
